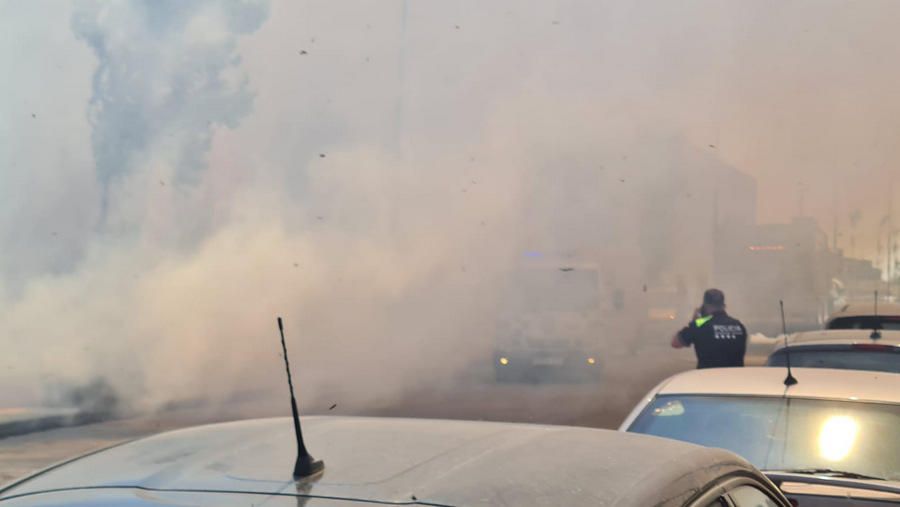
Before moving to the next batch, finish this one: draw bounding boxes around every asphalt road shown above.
[2,348,781,489]
[0,345,706,487]
[2,336,783,488]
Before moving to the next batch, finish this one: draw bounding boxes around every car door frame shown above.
[688,473,791,507]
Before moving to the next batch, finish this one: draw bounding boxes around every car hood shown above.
[0,416,756,506]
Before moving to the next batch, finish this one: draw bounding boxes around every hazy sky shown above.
[2,0,900,406]
[5,1,900,268]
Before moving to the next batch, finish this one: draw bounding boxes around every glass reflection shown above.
[818,415,858,461]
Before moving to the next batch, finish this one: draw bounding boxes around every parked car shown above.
[621,367,900,505]
[826,302,900,330]
[766,329,900,373]
[0,415,790,506]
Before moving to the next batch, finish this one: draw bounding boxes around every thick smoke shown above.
[72,0,267,231]
[3,0,900,422]
[2,0,274,409]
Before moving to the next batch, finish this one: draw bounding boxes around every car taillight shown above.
[852,343,896,351]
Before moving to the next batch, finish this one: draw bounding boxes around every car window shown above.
[728,485,779,507]
[767,348,900,373]
[628,395,900,480]
[828,316,900,330]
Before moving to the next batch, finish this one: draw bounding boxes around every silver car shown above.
[621,367,900,505]
[827,302,900,331]
[0,416,790,506]
[766,329,900,373]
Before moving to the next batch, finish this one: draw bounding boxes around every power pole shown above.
[887,175,895,300]
[394,0,409,159]
[831,182,839,252]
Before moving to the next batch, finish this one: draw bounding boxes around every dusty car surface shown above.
[0,416,790,506]
[826,302,900,331]
[620,367,900,505]
[766,329,900,373]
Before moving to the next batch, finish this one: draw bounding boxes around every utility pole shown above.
[889,231,896,302]
[889,175,895,300]
[394,0,409,160]
[831,181,839,252]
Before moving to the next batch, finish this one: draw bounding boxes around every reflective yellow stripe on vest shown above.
[694,315,714,327]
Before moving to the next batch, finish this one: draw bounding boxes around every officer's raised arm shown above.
[671,306,702,349]
[670,330,688,349]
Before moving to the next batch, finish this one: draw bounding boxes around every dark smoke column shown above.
[71,0,269,227]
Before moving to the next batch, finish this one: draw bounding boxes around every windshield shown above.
[767,349,900,373]
[828,317,900,331]
[628,395,900,481]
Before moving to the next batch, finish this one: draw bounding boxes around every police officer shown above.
[670,288,747,368]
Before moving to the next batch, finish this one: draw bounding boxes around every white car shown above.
[620,367,900,506]
[767,329,900,373]
[827,302,900,331]
[0,416,790,506]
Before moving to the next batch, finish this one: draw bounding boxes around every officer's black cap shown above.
[703,288,725,306]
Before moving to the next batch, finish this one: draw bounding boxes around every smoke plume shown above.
[3,0,900,422]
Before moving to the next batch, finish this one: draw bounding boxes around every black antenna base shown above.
[293,454,325,480]
[779,300,799,387]
[871,290,882,340]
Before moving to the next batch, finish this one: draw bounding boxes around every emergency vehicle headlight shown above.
[499,357,509,366]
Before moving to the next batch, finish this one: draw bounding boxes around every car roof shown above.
[829,302,900,320]
[770,329,900,351]
[655,367,900,404]
[0,416,760,507]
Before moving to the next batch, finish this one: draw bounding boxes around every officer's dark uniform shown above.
[677,310,747,369]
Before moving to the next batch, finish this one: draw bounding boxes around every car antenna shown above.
[277,317,324,479]
[871,290,882,340]
[779,300,798,387]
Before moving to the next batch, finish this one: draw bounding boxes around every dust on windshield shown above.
[629,395,900,481]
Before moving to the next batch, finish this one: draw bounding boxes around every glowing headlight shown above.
[586,357,596,365]
[499,357,509,366]
[818,415,859,461]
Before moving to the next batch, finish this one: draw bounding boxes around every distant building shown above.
[514,140,760,342]
[832,253,883,305]
[714,217,833,334]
